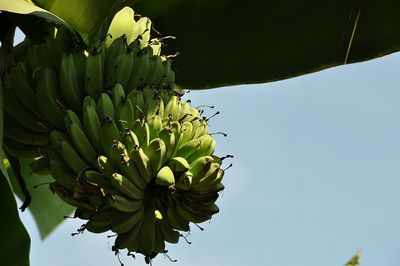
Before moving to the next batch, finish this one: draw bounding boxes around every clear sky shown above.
[15,30,400,266]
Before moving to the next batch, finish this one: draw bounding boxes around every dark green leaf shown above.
[0,171,30,266]
[8,159,75,239]
[132,0,400,89]
[0,0,65,25]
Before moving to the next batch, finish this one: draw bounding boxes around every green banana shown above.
[85,44,104,99]
[145,55,164,86]
[157,217,180,244]
[179,121,193,145]
[175,138,201,158]
[145,138,166,174]
[164,95,180,120]
[59,140,89,173]
[114,219,142,251]
[64,109,83,131]
[187,134,216,163]
[131,119,150,150]
[88,208,119,226]
[85,220,111,234]
[4,117,49,146]
[126,47,150,90]
[100,117,120,154]
[49,130,69,148]
[59,52,82,112]
[49,160,77,190]
[120,129,140,153]
[4,138,41,158]
[115,97,134,129]
[126,89,145,118]
[118,160,147,191]
[82,103,103,153]
[112,207,144,234]
[111,83,125,107]
[158,127,176,161]
[109,140,129,166]
[82,170,119,194]
[174,195,211,223]
[189,156,214,181]
[175,171,193,190]
[69,123,98,164]
[167,157,190,173]
[137,206,156,256]
[108,194,143,213]
[110,173,144,200]
[105,36,127,86]
[166,197,190,232]
[3,88,49,132]
[96,155,114,178]
[35,68,65,129]
[110,50,134,89]
[130,145,152,183]
[192,168,224,192]
[10,63,45,119]
[97,93,115,121]
[153,227,166,254]
[191,161,218,185]
[155,166,175,187]
[50,182,92,209]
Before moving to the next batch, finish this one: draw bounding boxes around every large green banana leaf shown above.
[1,0,400,89]
[0,172,30,266]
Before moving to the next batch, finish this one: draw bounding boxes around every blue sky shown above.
[15,30,400,265]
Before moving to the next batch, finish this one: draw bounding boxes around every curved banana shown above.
[59,52,82,112]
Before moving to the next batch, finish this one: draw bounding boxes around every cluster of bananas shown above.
[2,18,226,261]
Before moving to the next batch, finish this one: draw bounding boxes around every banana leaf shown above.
[1,0,400,89]
[0,172,30,266]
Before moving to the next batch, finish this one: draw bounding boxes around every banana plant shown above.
[0,0,398,265]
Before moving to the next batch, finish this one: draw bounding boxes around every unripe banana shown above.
[145,138,166,174]
[112,207,144,234]
[137,206,156,256]
[85,44,104,99]
[35,68,66,129]
[115,97,134,129]
[130,145,152,183]
[108,194,143,213]
[69,123,98,164]
[111,83,125,107]
[100,117,120,154]
[97,93,115,121]
[126,48,150,90]
[2,18,226,260]
[49,160,77,190]
[175,171,193,190]
[110,173,145,200]
[59,140,88,173]
[83,103,103,153]
[157,217,180,244]
[156,166,175,187]
[168,157,190,173]
[10,63,45,119]
[59,52,82,112]
[3,87,49,133]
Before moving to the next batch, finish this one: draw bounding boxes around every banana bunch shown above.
[2,11,227,262]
